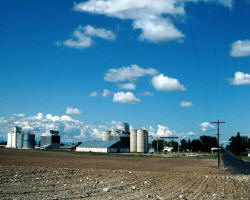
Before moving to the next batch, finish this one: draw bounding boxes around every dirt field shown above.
[0,149,249,200]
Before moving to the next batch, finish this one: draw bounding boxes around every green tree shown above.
[227,132,249,155]
[180,139,188,151]
[191,139,202,152]
[199,135,217,152]
[187,139,192,151]
[152,140,164,152]
[169,140,178,151]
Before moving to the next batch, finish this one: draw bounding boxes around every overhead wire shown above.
[211,2,219,120]
[224,0,245,123]
[221,2,230,120]
[187,11,213,123]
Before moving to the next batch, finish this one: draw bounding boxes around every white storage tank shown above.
[102,131,111,141]
[137,129,145,153]
[130,130,137,152]
[137,129,148,153]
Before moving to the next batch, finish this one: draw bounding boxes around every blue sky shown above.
[1,0,250,144]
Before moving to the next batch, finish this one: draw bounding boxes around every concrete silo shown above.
[102,131,111,141]
[136,129,148,153]
[6,126,22,148]
[137,130,145,153]
[130,130,137,152]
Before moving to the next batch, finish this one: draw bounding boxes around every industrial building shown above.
[76,123,149,153]
[40,130,60,150]
[76,140,129,153]
[6,126,36,149]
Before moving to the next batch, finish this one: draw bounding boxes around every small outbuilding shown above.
[76,140,129,153]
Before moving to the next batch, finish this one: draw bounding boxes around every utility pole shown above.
[211,120,225,168]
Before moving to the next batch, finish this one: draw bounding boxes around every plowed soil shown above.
[0,149,249,200]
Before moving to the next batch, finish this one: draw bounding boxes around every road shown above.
[222,152,250,175]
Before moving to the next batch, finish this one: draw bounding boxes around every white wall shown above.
[76,147,108,153]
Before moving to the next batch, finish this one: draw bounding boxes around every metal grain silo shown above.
[23,133,35,149]
[102,131,111,141]
[17,133,24,149]
[130,130,137,152]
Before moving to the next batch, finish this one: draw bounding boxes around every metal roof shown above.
[78,140,119,148]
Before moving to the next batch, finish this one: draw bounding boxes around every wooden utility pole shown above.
[211,120,225,168]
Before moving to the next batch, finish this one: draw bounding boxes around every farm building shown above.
[76,140,129,153]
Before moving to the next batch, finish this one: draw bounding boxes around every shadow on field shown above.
[222,152,250,175]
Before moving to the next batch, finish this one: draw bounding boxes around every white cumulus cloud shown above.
[56,25,115,49]
[180,101,193,107]
[84,25,116,40]
[0,113,128,142]
[149,124,197,139]
[230,40,250,57]
[151,73,185,92]
[229,71,250,85]
[12,113,25,118]
[200,122,215,132]
[90,92,98,97]
[118,83,136,90]
[154,124,174,137]
[74,0,232,43]
[104,64,158,82]
[133,17,184,43]
[66,107,82,115]
[113,92,140,104]
[140,91,154,96]
[102,89,111,97]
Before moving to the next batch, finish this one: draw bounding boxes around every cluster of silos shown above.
[102,129,124,141]
[7,126,36,149]
[17,133,36,149]
[130,129,148,153]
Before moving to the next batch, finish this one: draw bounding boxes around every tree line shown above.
[152,133,250,155]
[152,135,218,152]
[226,132,250,155]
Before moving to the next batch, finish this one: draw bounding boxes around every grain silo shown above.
[136,129,148,153]
[23,133,35,149]
[6,126,22,148]
[17,133,36,149]
[130,130,137,152]
[102,131,111,141]
[137,130,145,153]
[17,133,24,148]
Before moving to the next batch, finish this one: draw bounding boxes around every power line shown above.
[187,14,212,120]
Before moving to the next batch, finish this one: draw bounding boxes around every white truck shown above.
[163,146,173,153]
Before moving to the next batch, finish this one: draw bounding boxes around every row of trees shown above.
[226,132,250,155]
[152,135,219,152]
[152,133,250,155]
